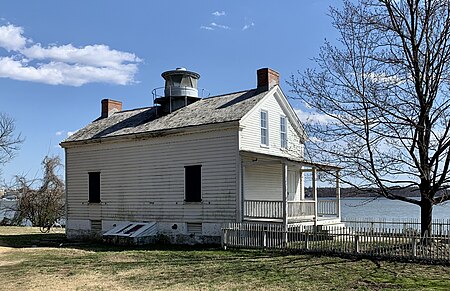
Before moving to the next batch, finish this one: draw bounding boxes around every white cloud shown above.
[0,23,141,86]
[210,22,230,30]
[21,44,140,68]
[366,72,402,86]
[67,131,75,137]
[309,137,323,143]
[303,101,312,109]
[55,131,64,136]
[0,57,62,85]
[0,24,27,51]
[0,56,138,86]
[200,25,214,31]
[295,109,335,124]
[242,22,255,31]
[212,11,226,17]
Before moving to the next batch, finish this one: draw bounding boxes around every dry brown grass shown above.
[0,226,65,235]
[1,226,450,290]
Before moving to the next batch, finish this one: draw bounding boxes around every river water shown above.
[340,197,450,220]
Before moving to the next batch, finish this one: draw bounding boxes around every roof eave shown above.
[60,120,240,148]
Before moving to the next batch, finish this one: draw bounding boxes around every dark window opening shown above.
[89,172,101,203]
[185,165,202,202]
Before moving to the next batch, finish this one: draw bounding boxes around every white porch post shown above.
[282,162,288,226]
[240,161,245,222]
[336,170,341,220]
[299,168,304,200]
[282,162,288,242]
[312,167,318,226]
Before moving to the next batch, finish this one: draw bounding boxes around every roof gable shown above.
[240,85,307,141]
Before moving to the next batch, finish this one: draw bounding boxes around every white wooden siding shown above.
[243,163,282,201]
[240,92,304,159]
[65,128,239,223]
[287,170,300,201]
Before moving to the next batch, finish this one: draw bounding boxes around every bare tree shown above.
[12,156,65,232]
[0,113,23,171]
[289,0,450,236]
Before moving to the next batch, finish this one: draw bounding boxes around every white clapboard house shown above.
[60,67,342,244]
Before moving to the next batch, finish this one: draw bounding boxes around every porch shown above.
[240,151,341,226]
[243,199,339,224]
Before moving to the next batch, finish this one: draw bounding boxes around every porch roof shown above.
[240,150,342,171]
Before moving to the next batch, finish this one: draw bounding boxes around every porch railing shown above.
[244,200,283,219]
[287,201,315,219]
[318,199,338,216]
[244,199,339,221]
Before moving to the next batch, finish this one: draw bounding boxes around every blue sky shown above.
[0,0,340,181]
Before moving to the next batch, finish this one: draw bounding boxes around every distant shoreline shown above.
[318,196,421,199]
[316,187,423,198]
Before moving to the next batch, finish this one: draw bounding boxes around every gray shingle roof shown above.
[62,89,268,144]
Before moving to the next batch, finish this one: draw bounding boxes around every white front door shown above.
[287,170,299,201]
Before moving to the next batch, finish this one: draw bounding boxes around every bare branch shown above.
[0,113,23,167]
[9,156,64,229]
[289,0,450,235]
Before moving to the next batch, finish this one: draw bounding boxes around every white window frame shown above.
[280,115,287,149]
[260,110,269,146]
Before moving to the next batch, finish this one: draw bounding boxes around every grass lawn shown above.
[0,227,449,290]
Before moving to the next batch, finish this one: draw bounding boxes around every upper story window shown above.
[260,110,269,146]
[88,172,101,203]
[280,116,287,149]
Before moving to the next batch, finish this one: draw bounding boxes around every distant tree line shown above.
[314,187,423,198]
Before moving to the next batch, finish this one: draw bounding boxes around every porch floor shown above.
[243,216,341,226]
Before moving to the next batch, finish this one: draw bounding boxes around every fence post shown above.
[354,235,360,253]
[305,232,309,250]
[223,229,228,250]
[312,168,318,227]
[282,162,288,245]
[412,237,417,257]
[448,232,450,263]
[263,230,267,249]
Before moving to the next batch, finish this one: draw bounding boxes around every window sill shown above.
[260,144,270,149]
[183,201,203,205]
[82,201,106,205]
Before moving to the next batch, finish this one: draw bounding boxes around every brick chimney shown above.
[257,68,280,92]
[101,99,122,118]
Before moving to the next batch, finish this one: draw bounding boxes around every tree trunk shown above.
[420,197,433,237]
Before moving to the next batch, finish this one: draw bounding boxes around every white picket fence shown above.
[222,220,450,263]
[343,218,450,236]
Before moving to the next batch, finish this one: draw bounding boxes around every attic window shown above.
[280,116,287,148]
[260,110,269,146]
